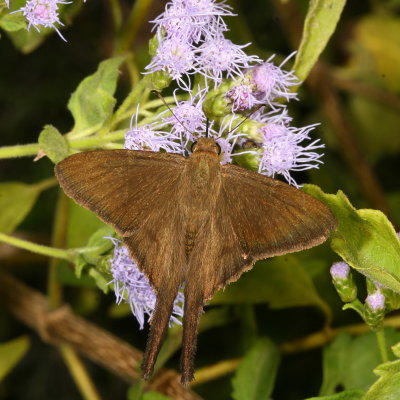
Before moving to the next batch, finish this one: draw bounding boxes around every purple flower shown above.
[13,0,70,41]
[249,54,299,107]
[152,0,234,44]
[366,291,385,311]
[109,238,184,329]
[225,83,258,112]
[145,36,196,88]
[330,262,350,280]
[124,111,184,154]
[257,122,324,187]
[194,36,260,85]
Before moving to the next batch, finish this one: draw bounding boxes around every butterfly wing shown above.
[179,164,337,382]
[56,150,188,379]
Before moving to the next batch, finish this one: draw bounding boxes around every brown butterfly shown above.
[55,137,337,384]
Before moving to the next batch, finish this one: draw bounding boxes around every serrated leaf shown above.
[294,0,346,81]
[0,336,30,380]
[0,181,50,234]
[303,185,400,293]
[306,389,365,400]
[38,125,69,163]
[67,57,124,137]
[232,338,280,400]
[211,255,329,314]
[320,329,400,395]
[364,359,400,400]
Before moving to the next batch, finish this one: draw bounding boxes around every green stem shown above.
[59,345,102,400]
[0,232,75,261]
[108,0,122,35]
[114,0,154,55]
[0,143,40,159]
[69,130,127,149]
[376,329,389,363]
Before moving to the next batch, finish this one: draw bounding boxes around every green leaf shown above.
[0,11,26,32]
[320,329,400,395]
[306,389,365,400]
[294,0,346,82]
[38,125,69,163]
[231,338,280,400]
[365,359,400,400]
[0,180,53,234]
[0,336,30,380]
[211,255,329,314]
[303,185,400,293]
[67,57,124,137]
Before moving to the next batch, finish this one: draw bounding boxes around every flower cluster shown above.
[109,238,184,329]
[111,0,326,326]
[146,0,260,88]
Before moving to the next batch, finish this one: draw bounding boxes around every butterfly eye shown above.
[191,141,198,153]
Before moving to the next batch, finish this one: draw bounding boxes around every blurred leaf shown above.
[0,336,30,380]
[231,338,280,400]
[349,95,400,162]
[320,329,400,394]
[66,199,108,248]
[211,255,329,315]
[294,0,346,81]
[0,11,26,31]
[352,15,400,92]
[67,57,124,137]
[306,390,365,400]
[304,185,400,293]
[364,359,400,400]
[0,180,53,234]
[38,125,69,163]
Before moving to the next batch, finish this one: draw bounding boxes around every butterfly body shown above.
[55,137,337,384]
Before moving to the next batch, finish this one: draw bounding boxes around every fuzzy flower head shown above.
[257,122,323,187]
[366,291,385,312]
[109,238,184,329]
[225,83,258,112]
[195,37,260,85]
[15,0,69,41]
[330,262,350,280]
[125,112,184,154]
[249,54,299,107]
[152,0,234,43]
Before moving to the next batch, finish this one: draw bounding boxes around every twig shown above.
[0,269,202,400]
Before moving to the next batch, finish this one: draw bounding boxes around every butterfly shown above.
[55,136,337,384]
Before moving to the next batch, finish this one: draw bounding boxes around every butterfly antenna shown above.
[226,104,265,135]
[205,118,210,138]
[151,90,192,137]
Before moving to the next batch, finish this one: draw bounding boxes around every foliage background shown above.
[0,0,400,399]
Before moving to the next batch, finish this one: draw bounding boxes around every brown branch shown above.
[0,269,202,400]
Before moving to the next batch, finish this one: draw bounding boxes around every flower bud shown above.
[330,262,357,302]
[364,291,385,329]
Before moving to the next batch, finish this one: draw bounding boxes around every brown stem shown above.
[0,269,202,400]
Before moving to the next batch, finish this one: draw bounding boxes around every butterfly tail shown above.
[180,289,204,385]
[141,281,181,380]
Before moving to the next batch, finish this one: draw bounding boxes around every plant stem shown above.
[59,345,102,400]
[0,143,40,159]
[114,0,154,55]
[376,328,389,363]
[0,232,75,261]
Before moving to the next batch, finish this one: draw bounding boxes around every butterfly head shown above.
[191,137,221,155]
